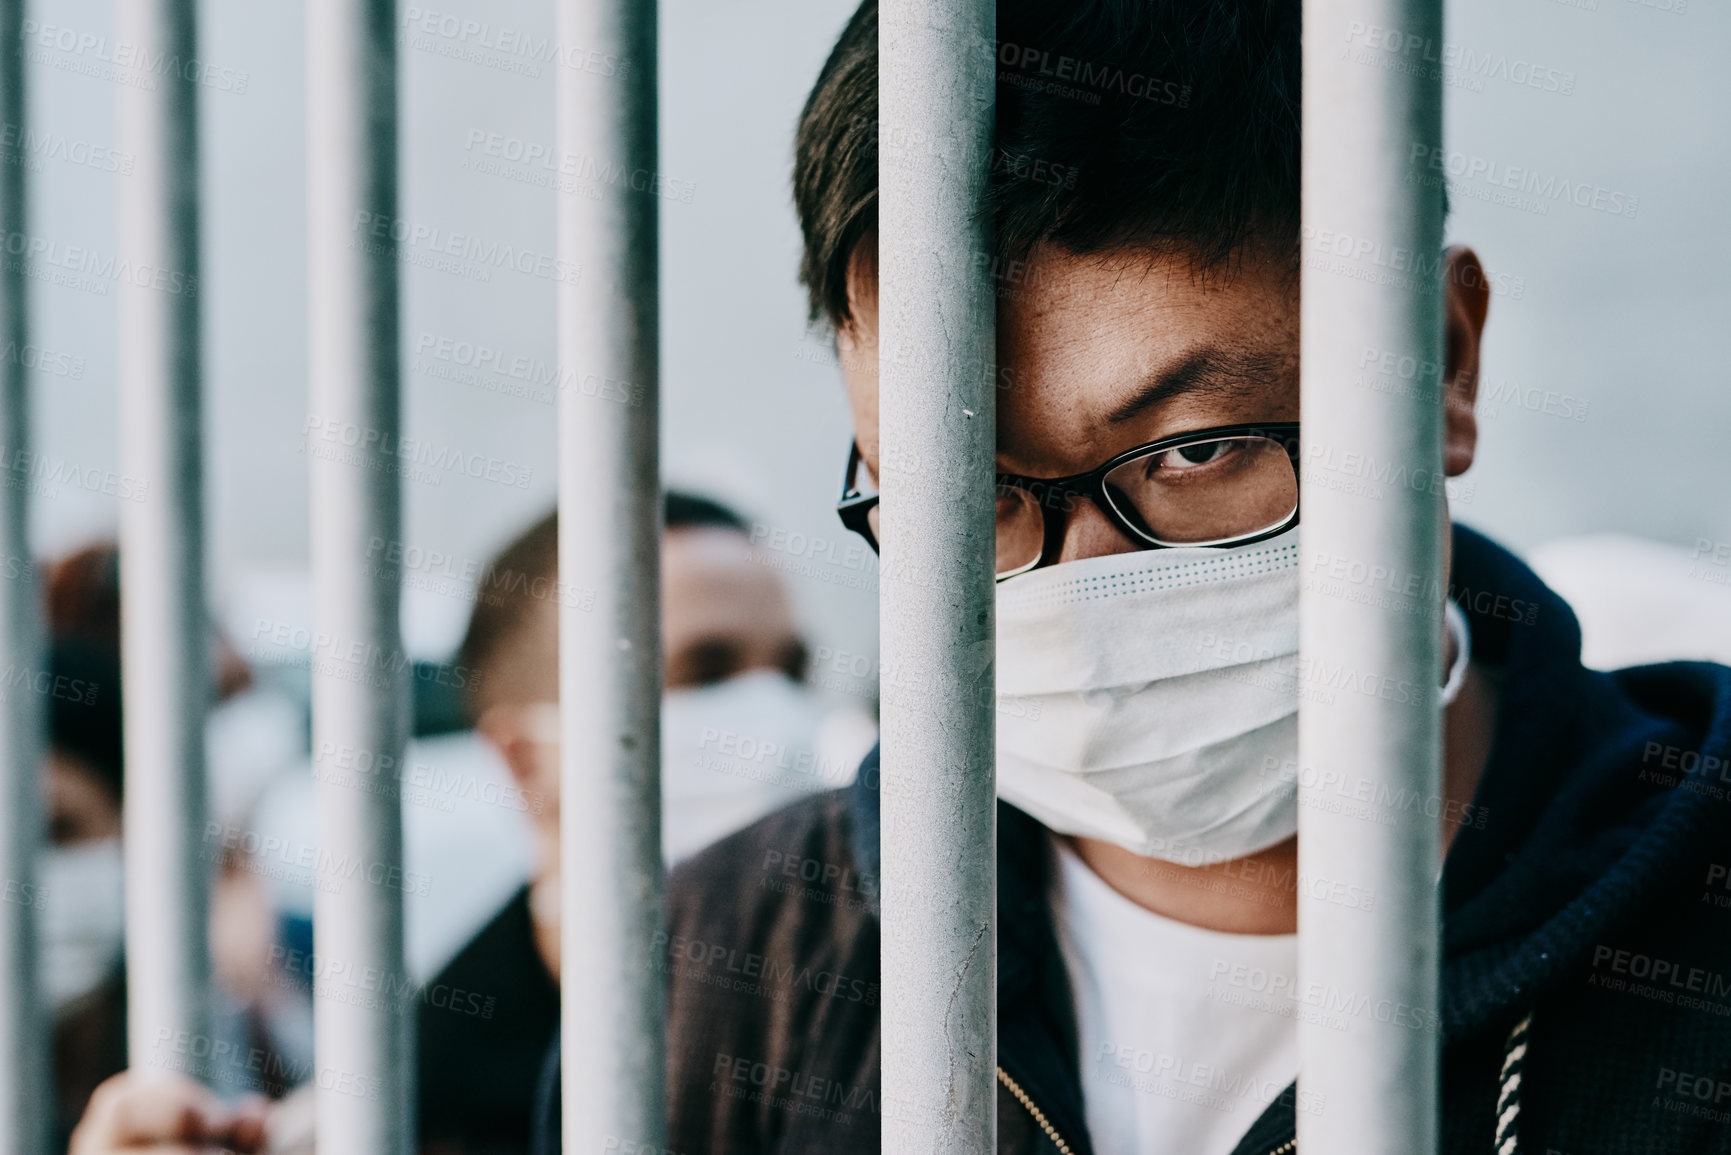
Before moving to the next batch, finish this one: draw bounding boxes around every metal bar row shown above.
[1,0,1445,1150]
[305,2,413,1153]
[877,0,999,1149]
[1298,1,1446,1151]
[0,0,46,1150]
[554,0,667,1146]
[116,0,213,1099]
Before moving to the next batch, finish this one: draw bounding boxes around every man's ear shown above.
[475,702,559,803]
[1442,246,1491,478]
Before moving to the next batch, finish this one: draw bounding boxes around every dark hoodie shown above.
[535,526,1731,1153]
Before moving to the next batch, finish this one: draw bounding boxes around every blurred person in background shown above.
[415,490,868,1154]
[44,544,307,1149]
[68,490,875,1155]
[42,638,128,1150]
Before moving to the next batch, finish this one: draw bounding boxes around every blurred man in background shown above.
[417,490,866,1153]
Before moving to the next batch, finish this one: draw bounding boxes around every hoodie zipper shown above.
[998,1065,1298,1155]
[997,1067,1076,1155]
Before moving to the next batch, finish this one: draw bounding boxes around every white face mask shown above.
[39,838,125,1013]
[660,670,842,865]
[996,528,1474,866]
[995,529,1304,865]
[1440,597,1471,708]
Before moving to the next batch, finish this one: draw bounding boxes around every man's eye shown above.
[1154,440,1236,470]
[679,640,744,687]
[778,640,810,684]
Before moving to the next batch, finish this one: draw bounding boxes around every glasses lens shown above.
[995,485,1045,575]
[1101,434,1296,546]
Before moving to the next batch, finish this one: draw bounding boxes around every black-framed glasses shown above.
[836,422,1301,580]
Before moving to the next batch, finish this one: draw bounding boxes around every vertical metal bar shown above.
[554,0,664,1149]
[0,0,46,1148]
[1298,1,1445,1151]
[877,0,997,1148]
[116,0,212,1075]
[307,2,411,1152]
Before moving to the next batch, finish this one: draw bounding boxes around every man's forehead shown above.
[998,245,1298,371]
[993,247,1299,470]
[663,529,792,629]
[838,244,1300,478]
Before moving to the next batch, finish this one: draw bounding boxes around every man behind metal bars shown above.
[619,2,1730,1153]
[63,1,1731,1153]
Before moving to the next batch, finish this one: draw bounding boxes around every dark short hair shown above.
[794,0,1302,327]
[456,491,749,717]
[664,490,749,533]
[49,639,124,804]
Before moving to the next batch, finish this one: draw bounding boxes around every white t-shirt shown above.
[1050,836,1298,1155]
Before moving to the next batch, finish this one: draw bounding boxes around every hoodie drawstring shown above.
[1494,1012,1533,1154]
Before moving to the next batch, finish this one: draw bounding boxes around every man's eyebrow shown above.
[1104,347,1289,425]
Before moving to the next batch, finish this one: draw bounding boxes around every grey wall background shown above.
[23,0,1731,685]
[1440,0,1731,552]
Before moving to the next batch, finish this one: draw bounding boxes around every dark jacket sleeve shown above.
[663,791,883,1155]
